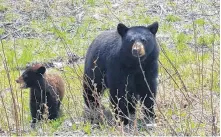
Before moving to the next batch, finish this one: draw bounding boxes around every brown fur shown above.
[16,64,65,126]
[45,73,65,101]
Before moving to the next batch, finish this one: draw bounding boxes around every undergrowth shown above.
[0,0,219,136]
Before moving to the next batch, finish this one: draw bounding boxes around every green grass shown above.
[0,0,219,136]
[166,14,181,22]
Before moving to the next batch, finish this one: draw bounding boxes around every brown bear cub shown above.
[16,64,65,127]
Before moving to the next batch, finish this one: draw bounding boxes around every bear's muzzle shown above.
[16,76,27,88]
[132,42,145,57]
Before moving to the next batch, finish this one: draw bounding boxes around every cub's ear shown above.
[147,22,159,35]
[117,23,128,37]
[37,66,46,75]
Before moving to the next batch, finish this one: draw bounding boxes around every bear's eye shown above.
[141,38,146,43]
[130,39,135,43]
[22,73,28,79]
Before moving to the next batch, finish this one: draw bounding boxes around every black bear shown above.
[16,64,65,127]
[83,22,159,125]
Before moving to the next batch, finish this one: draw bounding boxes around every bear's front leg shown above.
[108,72,135,125]
[83,75,103,109]
[137,76,157,123]
[135,61,158,124]
[48,106,59,120]
[47,94,59,120]
[30,101,40,128]
[110,88,129,125]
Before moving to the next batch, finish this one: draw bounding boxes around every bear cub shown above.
[83,22,159,125]
[16,64,65,127]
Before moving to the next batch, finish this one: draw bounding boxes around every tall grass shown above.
[0,0,219,136]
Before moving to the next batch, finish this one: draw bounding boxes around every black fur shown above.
[16,65,65,126]
[83,22,159,125]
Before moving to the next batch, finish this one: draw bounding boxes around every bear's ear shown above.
[37,66,46,75]
[147,22,159,35]
[117,23,128,37]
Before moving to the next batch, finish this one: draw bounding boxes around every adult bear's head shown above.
[117,22,158,62]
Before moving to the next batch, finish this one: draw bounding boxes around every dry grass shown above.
[0,0,219,136]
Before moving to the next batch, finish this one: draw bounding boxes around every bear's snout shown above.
[132,42,145,57]
[16,77,23,83]
[15,77,27,88]
[15,79,19,83]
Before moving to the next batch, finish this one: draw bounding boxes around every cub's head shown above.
[117,22,159,60]
[16,64,46,88]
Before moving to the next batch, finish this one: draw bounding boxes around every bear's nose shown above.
[132,42,145,57]
[15,79,19,83]
[132,48,140,57]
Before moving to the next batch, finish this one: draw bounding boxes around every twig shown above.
[137,55,178,136]
[0,93,11,136]
[1,39,20,135]
[103,0,121,22]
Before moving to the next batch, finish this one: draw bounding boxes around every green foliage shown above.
[60,17,76,29]
[197,34,218,46]
[194,18,206,26]
[166,14,181,22]
[72,123,77,130]
[0,28,5,35]
[51,117,65,130]
[87,0,95,6]
[161,22,175,33]
[83,122,91,135]
[5,13,19,21]
[0,0,219,136]
[138,16,151,24]
[174,32,192,51]
[18,46,33,66]
[167,1,176,7]
[0,4,7,12]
